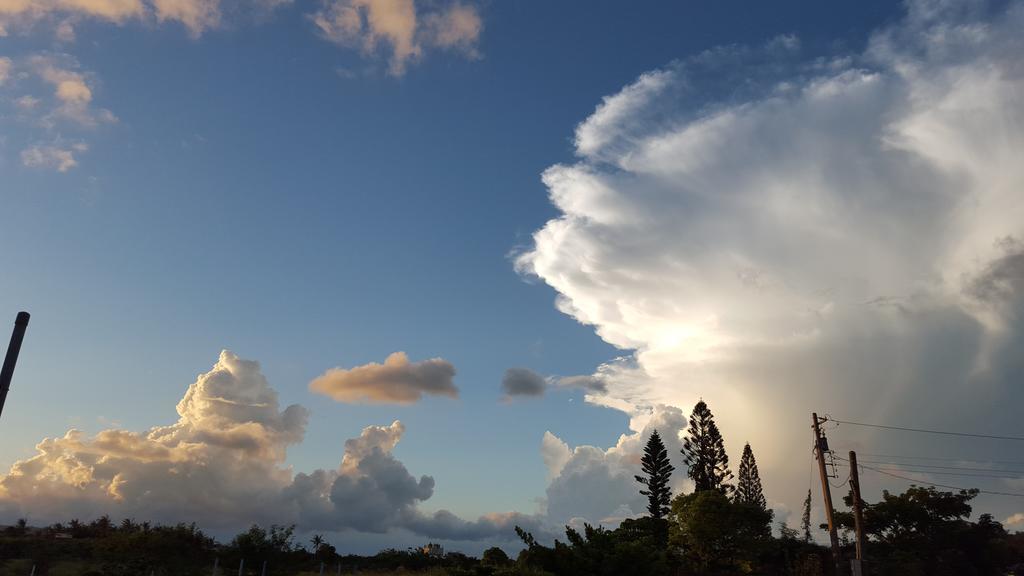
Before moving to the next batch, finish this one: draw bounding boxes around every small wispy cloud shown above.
[20,142,87,172]
[309,352,458,404]
[312,0,482,75]
[30,55,117,127]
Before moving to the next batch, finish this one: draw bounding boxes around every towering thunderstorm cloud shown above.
[518,0,1024,527]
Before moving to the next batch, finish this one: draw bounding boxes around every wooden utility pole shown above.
[849,450,866,574]
[812,413,842,573]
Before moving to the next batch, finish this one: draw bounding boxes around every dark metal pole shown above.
[0,311,30,420]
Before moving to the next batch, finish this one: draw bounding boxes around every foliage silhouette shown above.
[734,442,767,510]
[681,400,734,495]
[634,429,675,520]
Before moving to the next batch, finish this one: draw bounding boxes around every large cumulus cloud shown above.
[0,351,308,527]
[288,419,548,540]
[542,405,690,528]
[519,0,1024,529]
[0,351,539,544]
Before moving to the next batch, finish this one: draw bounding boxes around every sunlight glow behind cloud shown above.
[519,0,1024,528]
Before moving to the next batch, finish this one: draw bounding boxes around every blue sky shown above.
[3,0,1024,554]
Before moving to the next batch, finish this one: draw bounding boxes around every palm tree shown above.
[311,533,325,553]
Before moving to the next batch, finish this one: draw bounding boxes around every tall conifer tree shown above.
[801,489,813,543]
[734,443,767,509]
[681,400,734,494]
[634,429,674,519]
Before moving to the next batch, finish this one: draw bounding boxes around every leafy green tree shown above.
[681,400,733,494]
[634,429,674,519]
[834,485,1014,576]
[734,442,767,510]
[801,489,813,543]
[668,489,772,573]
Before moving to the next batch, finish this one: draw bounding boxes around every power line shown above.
[858,453,1024,467]
[828,418,1024,441]
[852,462,1024,498]
[856,459,1024,475]
[837,455,1024,479]
[868,468,1024,480]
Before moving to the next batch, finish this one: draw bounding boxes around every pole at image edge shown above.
[0,311,30,421]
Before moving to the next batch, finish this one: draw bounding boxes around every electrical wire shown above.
[852,462,1024,498]
[857,453,1024,467]
[855,459,1024,475]
[866,468,1024,480]
[827,419,1024,441]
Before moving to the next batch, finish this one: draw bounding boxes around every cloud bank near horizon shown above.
[0,350,543,544]
[518,0,1024,528]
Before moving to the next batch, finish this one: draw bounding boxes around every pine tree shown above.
[734,443,767,509]
[681,400,734,494]
[634,429,675,519]
[801,489,813,543]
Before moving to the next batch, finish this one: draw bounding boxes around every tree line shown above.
[1,401,1023,575]
[513,400,1024,576]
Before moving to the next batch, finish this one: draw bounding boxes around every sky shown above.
[2,0,1024,556]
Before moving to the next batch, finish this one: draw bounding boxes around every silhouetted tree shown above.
[734,442,766,510]
[481,546,510,566]
[681,400,733,494]
[634,429,675,519]
[669,489,772,573]
[311,533,324,553]
[834,485,1014,575]
[801,489,813,543]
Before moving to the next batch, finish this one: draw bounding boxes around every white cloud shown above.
[0,0,145,37]
[0,350,536,544]
[287,418,548,541]
[423,3,481,55]
[311,0,482,75]
[520,0,1024,527]
[0,0,291,37]
[540,431,570,481]
[1005,513,1024,527]
[0,57,11,85]
[1,55,114,171]
[30,54,117,127]
[14,95,40,110]
[20,142,86,171]
[150,0,220,36]
[309,352,458,405]
[0,351,308,526]
[543,405,689,527]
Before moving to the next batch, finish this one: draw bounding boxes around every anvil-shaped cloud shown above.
[518,0,1024,527]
